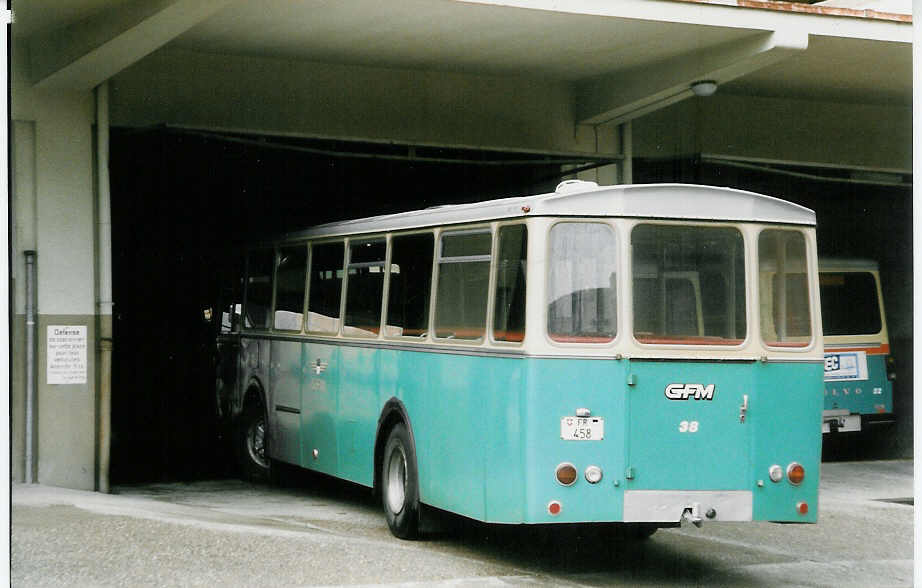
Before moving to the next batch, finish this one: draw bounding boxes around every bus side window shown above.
[344,239,387,337]
[219,254,244,333]
[493,225,527,343]
[385,233,434,338]
[307,241,345,334]
[244,248,275,330]
[274,244,307,332]
[435,230,492,340]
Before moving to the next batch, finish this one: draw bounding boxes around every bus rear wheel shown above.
[238,402,269,482]
[381,423,420,539]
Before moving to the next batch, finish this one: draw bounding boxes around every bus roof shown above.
[819,257,880,271]
[284,181,816,240]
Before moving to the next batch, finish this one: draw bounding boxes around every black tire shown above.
[381,423,420,539]
[238,402,269,482]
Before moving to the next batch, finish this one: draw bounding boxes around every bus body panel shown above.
[269,339,305,465]
[749,361,822,523]
[337,345,385,485]
[263,344,822,525]
[301,342,341,476]
[625,360,752,492]
[523,357,628,524]
[823,348,893,424]
[517,358,821,525]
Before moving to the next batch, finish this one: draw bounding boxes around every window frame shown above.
[304,238,347,336]
[271,241,309,333]
[818,269,884,338]
[342,235,389,338]
[382,229,437,342]
[242,245,277,332]
[628,220,749,349]
[757,227,816,351]
[544,219,621,348]
[489,221,528,347]
[432,224,495,344]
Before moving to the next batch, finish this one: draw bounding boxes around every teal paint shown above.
[275,338,822,525]
[824,353,893,416]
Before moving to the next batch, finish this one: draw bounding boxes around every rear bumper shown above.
[822,410,895,433]
[623,490,752,522]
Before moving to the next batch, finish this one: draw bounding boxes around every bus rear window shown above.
[759,230,811,347]
[547,223,617,343]
[632,224,746,345]
[435,230,491,340]
[819,272,881,336]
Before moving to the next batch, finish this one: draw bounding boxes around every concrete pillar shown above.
[12,41,98,490]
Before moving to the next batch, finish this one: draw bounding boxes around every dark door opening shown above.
[109,128,585,483]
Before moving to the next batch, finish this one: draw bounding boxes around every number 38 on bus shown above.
[215,180,823,539]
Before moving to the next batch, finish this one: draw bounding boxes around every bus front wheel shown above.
[381,423,420,539]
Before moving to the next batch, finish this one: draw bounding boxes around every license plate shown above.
[561,416,604,441]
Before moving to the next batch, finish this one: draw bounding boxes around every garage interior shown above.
[10,0,913,490]
[108,128,607,482]
[108,127,912,484]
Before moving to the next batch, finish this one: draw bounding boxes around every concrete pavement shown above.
[12,460,914,587]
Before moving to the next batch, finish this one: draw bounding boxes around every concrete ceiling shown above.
[13,0,912,108]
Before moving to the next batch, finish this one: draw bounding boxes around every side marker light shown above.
[796,501,808,515]
[548,501,562,516]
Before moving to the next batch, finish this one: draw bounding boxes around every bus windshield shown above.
[632,224,746,345]
[819,271,881,336]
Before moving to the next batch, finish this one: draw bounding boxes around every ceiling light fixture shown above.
[690,80,718,97]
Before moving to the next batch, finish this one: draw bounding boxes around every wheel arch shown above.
[241,377,267,415]
[373,397,417,497]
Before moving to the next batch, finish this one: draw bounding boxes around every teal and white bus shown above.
[216,181,823,539]
[819,258,895,434]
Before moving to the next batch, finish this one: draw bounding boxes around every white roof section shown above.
[819,257,880,271]
[285,182,816,240]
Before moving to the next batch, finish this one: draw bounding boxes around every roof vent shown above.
[555,179,598,194]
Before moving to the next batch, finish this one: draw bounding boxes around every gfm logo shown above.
[664,383,715,401]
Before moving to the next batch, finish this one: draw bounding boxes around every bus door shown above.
[624,359,751,491]
[626,224,751,494]
[269,340,303,465]
[301,343,339,475]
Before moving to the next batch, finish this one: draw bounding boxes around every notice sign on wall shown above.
[47,326,87,385]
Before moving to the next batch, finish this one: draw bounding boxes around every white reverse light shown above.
[769,464,783,483]
[585,465,603,484]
